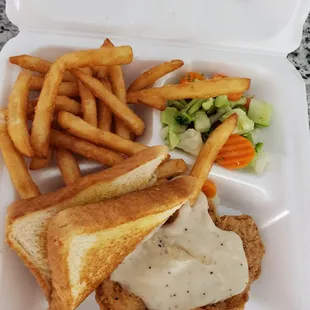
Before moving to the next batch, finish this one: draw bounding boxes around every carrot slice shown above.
[202,179,217,199]
[227,92,243,101]
[215,134,255,169]
[244,97,252,111]
[179,72,205,84]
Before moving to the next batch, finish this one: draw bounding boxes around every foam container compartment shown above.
[1,0,310,309]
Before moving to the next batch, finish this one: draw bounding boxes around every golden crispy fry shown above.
[7,71,34,157]
[71,69,145,136]
[57,111,147,156]
[93,66,109,79]
[91,40,110,80]
[104,38,132,140]
[56,148,81,185]
[30,76,79,97]
[31,46,133,158]
[54,96,81,114]
[79,68,97,127]
[63,46,133,69]
[155,159,187,180]
[189,114,238,205]
[29,96,81,116]
[128,59,184,92]
[127,78,251,102]
[9,55,76,82]
[30,148,53,170]
[50,129,124,166]
[0,110,40,198]
[98,78,113,132]
[30,62,64,157]
[128,93,166,110]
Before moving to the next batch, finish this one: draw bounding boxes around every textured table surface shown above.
[0,0,309,122]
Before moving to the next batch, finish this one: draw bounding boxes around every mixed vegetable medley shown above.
[161,73,272,173]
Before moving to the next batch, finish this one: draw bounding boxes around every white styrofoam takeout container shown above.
[1,0,310,309]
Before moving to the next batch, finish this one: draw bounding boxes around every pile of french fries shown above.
[0,38,247,199]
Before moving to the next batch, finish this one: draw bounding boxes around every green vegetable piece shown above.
[167,100,186,110]
[249,151,269,174]
[209,106,232,125]
[177,129,204,156]
[254,123,269,128]
[194,111,211,133]
[206,104,217,115]
[183,98,201,113]
[202,98,214,111]
[235,106,247,113]
[160,126,169,140]
[231,97,247,108]
[247,98,272,127]
[214,95,230,108]
[255,142,264,153]
[187,99,205,116]
[176,111,193,125]
[161,107,178,125]
[220,108,254,135]
[167,128,180,149]
[178,99,188,106]
[161,107,187,133]
[243,133,254,145]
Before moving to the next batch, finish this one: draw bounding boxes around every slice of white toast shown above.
[47,176,196,310]
[6,146,168,300]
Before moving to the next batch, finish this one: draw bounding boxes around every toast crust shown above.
[6,145,168,222]
[47,176,197,310]
[5,146,168,299]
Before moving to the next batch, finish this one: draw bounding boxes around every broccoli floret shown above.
[176,111,193,125]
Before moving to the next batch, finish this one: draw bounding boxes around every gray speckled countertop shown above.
[0,0,309,120]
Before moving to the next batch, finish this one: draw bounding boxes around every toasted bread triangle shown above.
[6,146,168,300]
[47,176,196,310]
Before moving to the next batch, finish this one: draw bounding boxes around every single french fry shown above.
[128,59,184,92]
[79,68,97,127]
[104,38,132,140]
[91,40,110,80]
[92,66,109,79]
[98,78,113,132]
[9,55,76,82]
[155,159,187,180]
[127,78,251,102]
[30,76,79,97]
[30,148,53,170]
[30,62,65,157]
[0,110,40,198]
[29,96,81,116]
[31,46,133,158]
[64,46,133,69]
[128,93,166,110]
[57,111,147,156]
[50,129,124,166]
[54,96,81,114]
[7,71,34,157]
[71,69,144,136]
[189,114,238,205]
[56,148,81,185]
